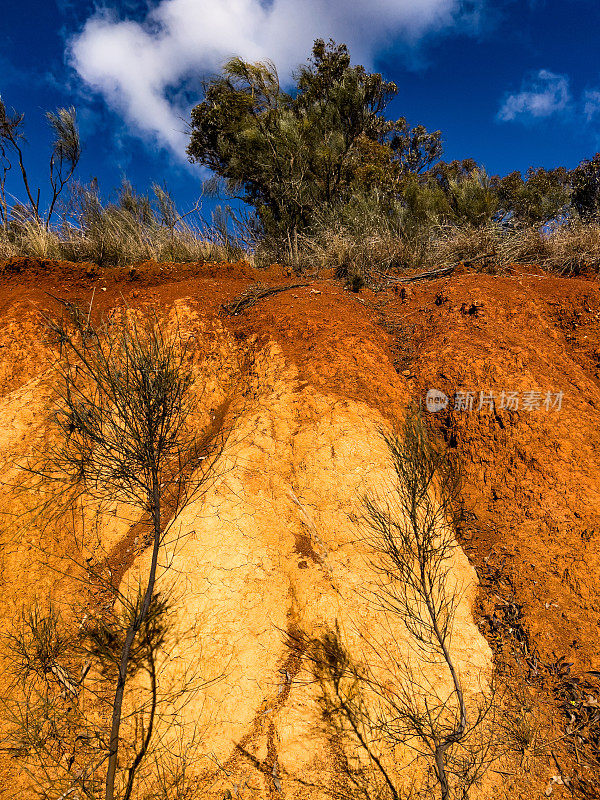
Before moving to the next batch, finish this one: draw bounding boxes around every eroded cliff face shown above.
[122,331,493,798]
[0,293,493,799]
[1,259,599,799]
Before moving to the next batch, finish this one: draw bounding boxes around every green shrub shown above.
[188,39,442,243]
[572,153,600,221]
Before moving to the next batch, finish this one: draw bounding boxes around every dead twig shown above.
[382,265,457,284]
[382,253,495,284]
[220,282,310,315]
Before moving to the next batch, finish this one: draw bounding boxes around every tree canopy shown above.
[187,39,442,236]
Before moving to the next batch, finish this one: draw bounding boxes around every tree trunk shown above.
[105,477,161,800]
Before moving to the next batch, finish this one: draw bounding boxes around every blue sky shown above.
[1,0,600,217]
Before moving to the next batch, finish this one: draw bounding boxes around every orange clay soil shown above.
[0,257,598,799]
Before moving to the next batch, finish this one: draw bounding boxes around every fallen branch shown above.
[380,252,498,284]
[221,282,310,315]
[385,265,456,283]
[373,262,454,283]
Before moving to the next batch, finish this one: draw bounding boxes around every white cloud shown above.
[584,89,600,121]
[497,69,572,123]
[69,0,485,159]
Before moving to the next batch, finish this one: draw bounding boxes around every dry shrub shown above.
[59,218,231,266]
[286,202,600,279]
[0,219,63,260]
[0,216,242,266]
[501,226,550,266]
[0,187,250,266]
[254,192,431,278]
[248,219,600,278]
[430,224,501,268]
[426,222,600,275]
[430,223,558,271]
[297,226,426,279]
[540,222,600,274]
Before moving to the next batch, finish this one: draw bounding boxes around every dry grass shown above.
[0,184,252,266]
[3,188,600,280]
[0,217,245,265]
[426,223,548,271]
[297,227,427,277]
[539,222,600,274]
[425,222,600,275]
[288,223,538,278]
[260,208,600,281]
[430,224,501,268]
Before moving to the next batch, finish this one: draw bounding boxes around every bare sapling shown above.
[307,408,495,799]
[37,302,205,799]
